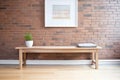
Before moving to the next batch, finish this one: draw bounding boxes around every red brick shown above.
[0,0,120,59]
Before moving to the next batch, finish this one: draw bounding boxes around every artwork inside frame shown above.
[45,0,78,27]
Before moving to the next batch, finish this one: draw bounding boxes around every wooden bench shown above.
[15,46,102,70]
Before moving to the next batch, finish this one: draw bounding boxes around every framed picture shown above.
[45,0,78,27]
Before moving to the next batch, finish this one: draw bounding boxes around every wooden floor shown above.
[0,64,120,80]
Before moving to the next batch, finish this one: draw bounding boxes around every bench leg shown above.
[23,53,26,66]
[92,52,95,65]
[19,50,23,70]
[95,51,98,69]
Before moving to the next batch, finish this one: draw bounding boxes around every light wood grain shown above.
[0,65,119,80]
[15,46,102,69]
[16,46,102,49]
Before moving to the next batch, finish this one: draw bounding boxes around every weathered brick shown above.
[83,4,91,7]
[84,14,92,17]
[109,0,118,3]
[0,0,119,60]
[94,6,107,11]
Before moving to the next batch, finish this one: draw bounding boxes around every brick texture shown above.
[0,0,120,60]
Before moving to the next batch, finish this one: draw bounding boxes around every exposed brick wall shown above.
[0,0,120,60]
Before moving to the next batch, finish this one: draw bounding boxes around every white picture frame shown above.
[45,0,78,27]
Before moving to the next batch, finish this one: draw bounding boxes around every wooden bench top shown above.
[15,46,102,50]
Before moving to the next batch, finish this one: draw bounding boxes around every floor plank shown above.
[0,64,120,80]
